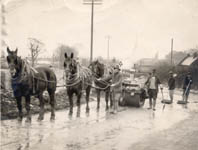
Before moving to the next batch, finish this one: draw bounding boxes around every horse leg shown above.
[25,95,31,122]
[68,94,73,115]
[105,91,109,110]
[77,91,81,107]
[38,93,45,121]
[110,91,113,108]
[16,96,23,121]
[85,86,91,112]
[48,90,56,120]
[76,106,81,117]
[96,89,100,110]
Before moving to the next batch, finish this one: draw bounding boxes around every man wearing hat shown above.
[145,69,162,111]
[182,71,193,102]
[168,71,176,103]
[110,64,122,114]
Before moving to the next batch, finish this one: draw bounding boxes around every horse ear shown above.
[65,53,67,58]
[71,53,73,59]
[15,48,18,54]
[7,47,11,53]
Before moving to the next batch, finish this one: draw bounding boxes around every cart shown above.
[119,79,148,107]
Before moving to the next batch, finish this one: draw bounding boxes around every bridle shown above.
[64,60,81,87]
[7,56,29,83]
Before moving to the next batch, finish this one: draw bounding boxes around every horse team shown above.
[6,47,115,122]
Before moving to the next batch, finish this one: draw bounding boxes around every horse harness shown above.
[12,59,56,95]
[64,63,91,89]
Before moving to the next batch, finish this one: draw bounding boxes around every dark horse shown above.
[6,47,57,122]
[63,52,92,114]
[89,60,113,110]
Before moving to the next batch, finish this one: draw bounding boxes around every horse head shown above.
[89,60,104,78]
[6,47,22,77]
[63,52,77,79]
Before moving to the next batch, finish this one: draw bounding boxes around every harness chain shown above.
[18,59,110,90]
[15,59,57,94]
[64,63,110,90]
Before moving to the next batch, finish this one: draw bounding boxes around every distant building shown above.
[177,53,198,68]
[134,58,159,73]
[176,52,198,89]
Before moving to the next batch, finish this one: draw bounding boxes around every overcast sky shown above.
[2,0,198,66]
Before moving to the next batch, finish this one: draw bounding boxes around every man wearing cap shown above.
[168,71,175,103]
[145,69,162,111]
[110,64,122,114]
[182,72,193,102]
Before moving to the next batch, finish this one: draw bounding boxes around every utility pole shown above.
[171,38,174,66]
[106,35,111,61]
[83,0,102,63]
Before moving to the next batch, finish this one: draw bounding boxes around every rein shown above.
[64,63,110,90]
[64,72,81,87]
[11,59,29,83]
[12,59,56,84]
[64,63,82,87]
[91,68,111,90]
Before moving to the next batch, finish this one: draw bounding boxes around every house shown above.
[177,52,198,89]
[134,58,159,73]
[177,52,198,67]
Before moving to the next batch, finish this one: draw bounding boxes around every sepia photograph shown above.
[1,0,198,150]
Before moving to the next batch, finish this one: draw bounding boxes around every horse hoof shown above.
[69,111,73,116]
[25,118,31,123]
[50,116,55,121]
[86,107,90,113]
[17,117,23,122]
[37,116,44,121]
[105,107,109,111]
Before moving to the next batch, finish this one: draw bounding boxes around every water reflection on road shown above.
[1,89,198,150]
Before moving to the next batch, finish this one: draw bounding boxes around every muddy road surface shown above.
[1,89,198,150]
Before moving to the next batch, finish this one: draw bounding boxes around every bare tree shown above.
[28,38,45,67]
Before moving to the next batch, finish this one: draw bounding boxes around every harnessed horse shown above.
[6,47,57,122]
[63,52,92,115]
[89,60,113,110]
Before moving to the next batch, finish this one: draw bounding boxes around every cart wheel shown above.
[138,96,145,107]
[123,93,145,107]
[119,97,126,106]
[136,89,146,107]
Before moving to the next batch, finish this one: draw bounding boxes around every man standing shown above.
[110,64,122,114]
[145,69,162,111]
[168,71,175,103]
[183,72,193,103]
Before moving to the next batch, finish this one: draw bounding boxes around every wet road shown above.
[1,89,198,150]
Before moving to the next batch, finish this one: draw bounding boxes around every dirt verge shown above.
[0,88,95,120]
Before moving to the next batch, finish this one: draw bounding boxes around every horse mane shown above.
[15,57,33,76]
[78,65,92,80]
[14,55,23,72]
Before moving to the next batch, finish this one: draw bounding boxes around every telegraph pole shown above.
[83,0,102,63]
[106,35,111,61]
[171,38,174,66]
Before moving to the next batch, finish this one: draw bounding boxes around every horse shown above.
[89,60,113,110]
[6,47,57,122]
[63,52,92,115]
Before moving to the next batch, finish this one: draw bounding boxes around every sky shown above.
[2,0,198,67]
